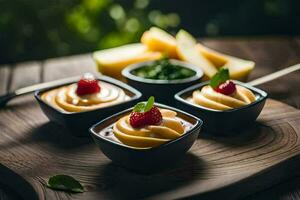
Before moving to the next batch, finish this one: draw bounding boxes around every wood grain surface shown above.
[0,95,299,200]
[0,37,300,199]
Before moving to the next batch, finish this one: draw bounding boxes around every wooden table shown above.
[0,37,300,200]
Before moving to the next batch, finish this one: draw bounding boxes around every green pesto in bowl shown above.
[131,59,196,81]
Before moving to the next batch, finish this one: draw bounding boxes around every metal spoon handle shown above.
[14,76,80,95]
[0,76,80,107]
[247,63,300,86]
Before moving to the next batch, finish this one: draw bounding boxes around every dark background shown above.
[0,0,299,64]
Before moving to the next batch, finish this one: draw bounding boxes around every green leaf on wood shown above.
[47,175,84,193]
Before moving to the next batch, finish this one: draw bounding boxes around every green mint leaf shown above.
[133,102,146,112]
[47,175,84,193]
[210,68,230,88]
[133,96,155,113]
[144,96,155,112]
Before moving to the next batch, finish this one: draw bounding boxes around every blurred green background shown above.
[0,0,299,64]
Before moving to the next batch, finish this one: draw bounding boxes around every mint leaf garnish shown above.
[133,102,146,112]
[47,175,84,193]
[210,68,230,88]
[132,96,155,113]
[144,96,154,112]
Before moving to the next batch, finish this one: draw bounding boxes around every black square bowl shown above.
[90,103,203,172]
[121,59,203,106]
[175,81,268,135]
[35,75,142,137]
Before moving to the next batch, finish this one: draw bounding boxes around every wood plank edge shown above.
[0,164,38,200]
[177,154,300,200]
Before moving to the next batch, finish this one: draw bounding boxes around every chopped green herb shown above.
[210,68,230,88]
[47,175,84,193]
[132,59,196,80]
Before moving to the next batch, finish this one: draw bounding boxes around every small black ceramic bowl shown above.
[175,80,268,135]
[122,59,203,105]
[35,75,142,137]
[90,103,202,172]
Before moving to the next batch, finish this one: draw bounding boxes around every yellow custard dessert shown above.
[189,69,256,111]
[41,74,130,112]
[106,97,192,148]
[190,84,256,111]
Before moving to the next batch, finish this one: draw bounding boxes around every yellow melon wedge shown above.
[93,43,162,79]
[196,43,228,67]
[141,27,178,58]
[196,43,255,81]
[176,30,218,79]
[222,56,255,81]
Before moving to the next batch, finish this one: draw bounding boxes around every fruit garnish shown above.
[210,68,236,95]
[176,29,218,78]
[210,68,229,88]
[129,96,162,128]
[214,80,236,95]
[76,73,101,96]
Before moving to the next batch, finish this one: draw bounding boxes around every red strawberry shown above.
[130,106,162,128]
[129,112,145,128]
[76,74,100,96]
[214,80,236,95]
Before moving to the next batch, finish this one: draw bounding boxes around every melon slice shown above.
[196,43,228,67]
[93,43,162,79]
[196,43,255,81]
[141,27,178,58]
[176,30,218,79]
[222,56,255,81]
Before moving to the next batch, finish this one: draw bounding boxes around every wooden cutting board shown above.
[0,96,300,200]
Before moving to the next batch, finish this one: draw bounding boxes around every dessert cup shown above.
[175,80,267,134]
[90,103,202,172]
[35,75,142,137]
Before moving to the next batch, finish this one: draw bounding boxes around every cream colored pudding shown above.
[190,84,256,111]
[41,81,130,112]
[112,109,192,148]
